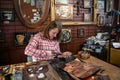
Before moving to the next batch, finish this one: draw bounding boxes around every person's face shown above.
[49,27,59,40]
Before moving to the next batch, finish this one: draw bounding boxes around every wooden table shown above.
[0,56,120,80]
[83,56,120,80]
[0,61,62,80]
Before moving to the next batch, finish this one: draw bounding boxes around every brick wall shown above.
[0,0,98,65]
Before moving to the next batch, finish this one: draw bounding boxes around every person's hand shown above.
[45,51,53,57]
[62,51,72,58]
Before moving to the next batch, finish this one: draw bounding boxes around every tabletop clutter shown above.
[83,32,109,54]
[63,58,110,80]
[78,32,109,60]
[84,32,120,51]
[0,56,111,80]
[0,61,61,80]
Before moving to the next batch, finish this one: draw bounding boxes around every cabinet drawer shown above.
[110,48,120,67]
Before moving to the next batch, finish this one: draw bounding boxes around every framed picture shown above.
[14,32,26,46]
[36,0,43,8]
[96,0,104,13]
[106,0,114,12]
[55,0,68,4]
[84,13,92,22]
[51,0,97,25]
[14,32,37,46]
[0,8,15,21]
[84,0,91,8]
[55,5,73,20]
[77,28,84,38]
[30,0,35,6]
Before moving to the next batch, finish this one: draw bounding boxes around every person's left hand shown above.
[46,51,53,57]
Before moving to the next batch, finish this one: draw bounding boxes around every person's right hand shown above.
[62,51,72,58]
[45,51,53,57]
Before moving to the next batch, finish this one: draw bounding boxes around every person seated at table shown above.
[24,21,72,62]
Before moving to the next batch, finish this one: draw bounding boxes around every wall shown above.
[0,0,98,65]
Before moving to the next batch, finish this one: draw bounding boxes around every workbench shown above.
[83,56,120,80]
[0,56,120,80]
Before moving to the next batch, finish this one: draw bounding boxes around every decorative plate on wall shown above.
[61,29,72,43]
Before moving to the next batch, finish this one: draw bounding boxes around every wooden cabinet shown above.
[110,48,120,67]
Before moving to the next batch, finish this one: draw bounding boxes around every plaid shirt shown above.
[24,32,61,62]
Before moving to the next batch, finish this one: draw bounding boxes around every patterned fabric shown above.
[24,32,61,62]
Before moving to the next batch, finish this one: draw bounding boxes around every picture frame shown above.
[84,0,91,8]
[51,0,97,25]
[106,0,114,12]
[96,0,104,13]
[55,5,73,20]
[55,0,68,4]
[30,0,35,6]
[14,32,26,46]
[0,8,15,21]
[14,0,50,28]
[14,32,37,46]
[84,13,92,22]
[77,28,84,38]
[36,0,43,8]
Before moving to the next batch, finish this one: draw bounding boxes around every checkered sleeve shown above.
[53,41,61,54]
[24,33,47,59]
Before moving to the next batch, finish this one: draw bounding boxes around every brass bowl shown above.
[78,51,90,60]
